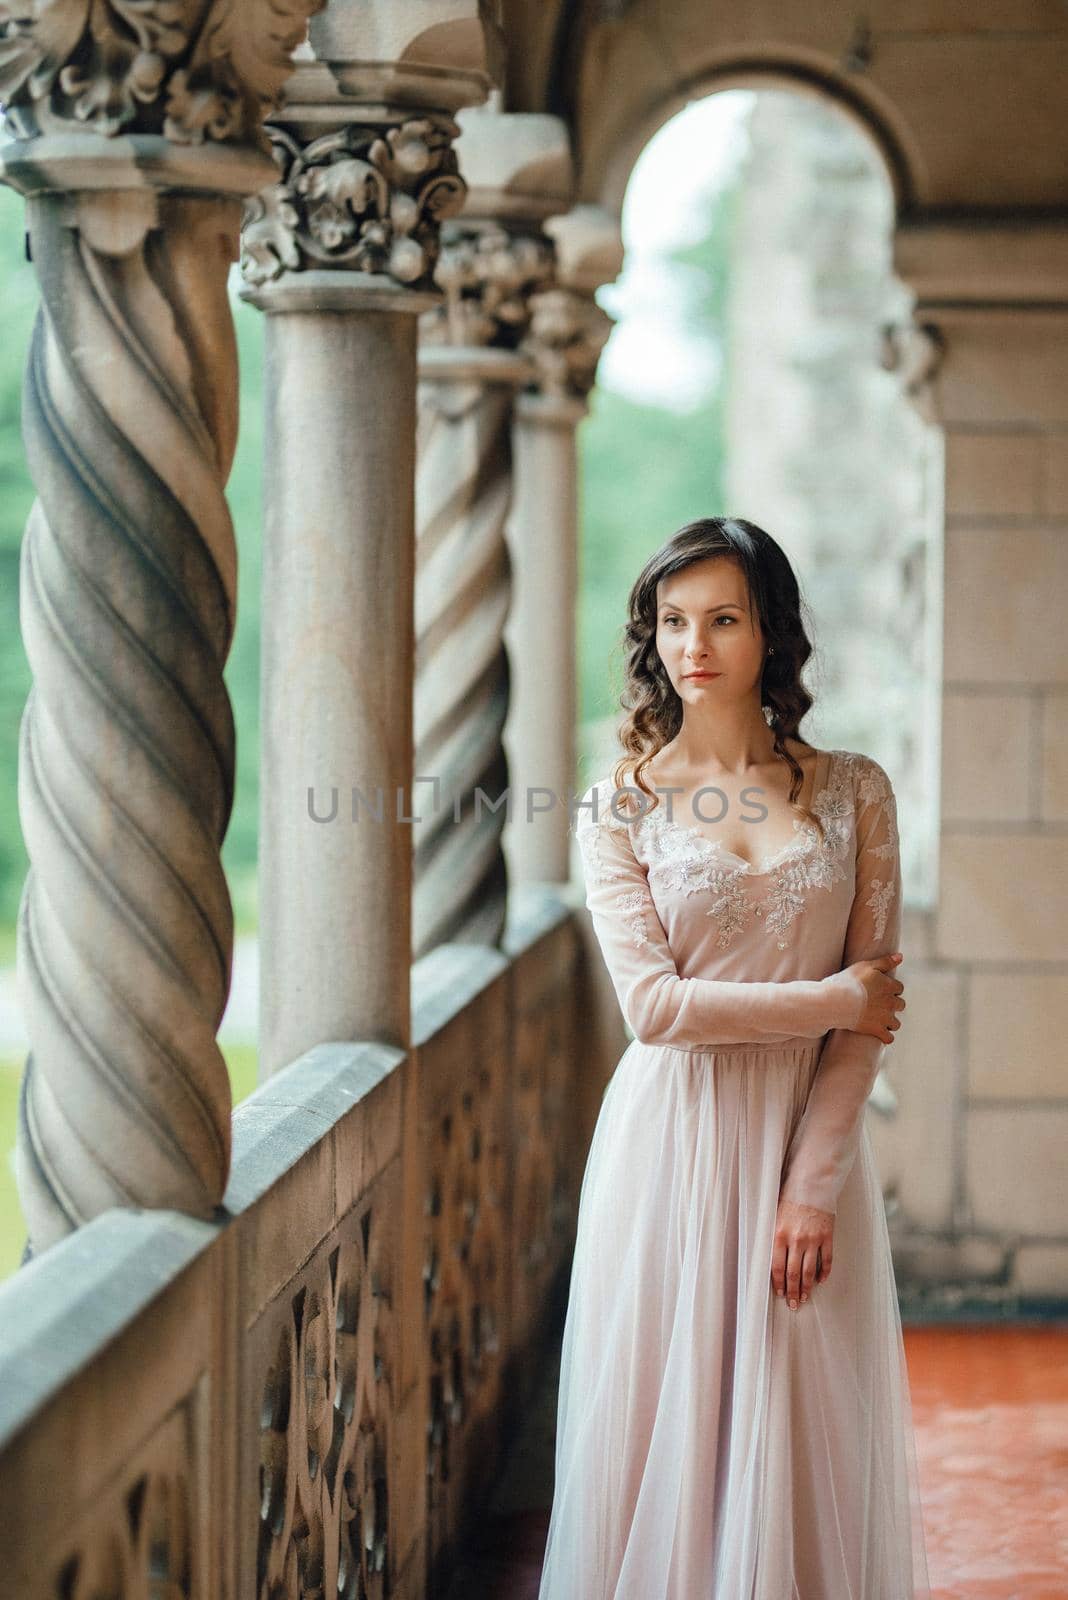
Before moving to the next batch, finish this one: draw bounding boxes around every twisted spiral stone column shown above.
[5,147,272,1253]
[413,221,553,959]
[0,0,322,1258]
[413,356,528,957]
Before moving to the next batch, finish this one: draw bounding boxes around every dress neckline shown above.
[638,748,836,876]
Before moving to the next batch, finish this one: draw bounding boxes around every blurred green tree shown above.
[577,175,741,745]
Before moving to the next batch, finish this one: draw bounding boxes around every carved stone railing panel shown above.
[0,1205,216,1597]
[53,1403,194,1598]
[0,1040,405,1599]
[251,1179,398,1599]
[0,895,581,1600]
[420,980,509,1580]
[506,920,581,1364]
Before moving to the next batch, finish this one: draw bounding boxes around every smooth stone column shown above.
[505,207,619,883]
[240,41,488,1073]
[507,292,613,883]
[506,387,588,882]
[248,278,437,1075]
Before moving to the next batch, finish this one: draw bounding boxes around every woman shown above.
[538,518,930,1598]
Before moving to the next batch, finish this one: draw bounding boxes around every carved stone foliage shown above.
[422,221,556,349]
[512,971,574,1332]
[0,0,323,145]
[522,285,614,399]
[880,318,946,424]
[257,1201,396,1600]
[49,1403,193,1595]
[241,116,466,290]
[422,1019,507,1554]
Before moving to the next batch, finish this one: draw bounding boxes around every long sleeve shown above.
[572,781,865,1050]
[778,755,902,1214]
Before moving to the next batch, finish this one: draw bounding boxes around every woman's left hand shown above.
[771,1196,835,1309]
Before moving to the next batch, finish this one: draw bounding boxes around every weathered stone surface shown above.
[0,0,322,1257]
[0,0,323,146]
[0,904,580,1597]
[243,114,468,290]
[413,109,579,956]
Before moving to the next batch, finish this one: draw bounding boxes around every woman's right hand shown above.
[842,952,905,1043]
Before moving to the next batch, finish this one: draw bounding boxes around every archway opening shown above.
[577,86,940,903]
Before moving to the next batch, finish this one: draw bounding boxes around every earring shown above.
[767,647,775,657]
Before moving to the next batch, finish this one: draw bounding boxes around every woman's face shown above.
[655,556,767,705]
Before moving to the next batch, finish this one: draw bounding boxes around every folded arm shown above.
[778,754,903,1215]
[573,781,865,1051]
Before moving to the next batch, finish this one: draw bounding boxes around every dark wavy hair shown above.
[610,516,826,841]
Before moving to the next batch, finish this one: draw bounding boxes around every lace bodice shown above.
[571,747,903,1215]
[630,749,894,950]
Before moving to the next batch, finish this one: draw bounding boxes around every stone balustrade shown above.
[0,891,588,1600]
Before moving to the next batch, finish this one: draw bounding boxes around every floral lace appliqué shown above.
[853,758,899,862]
[704,868,754,950]
[865,877,894,942]
[573,788,632,888]
[615,888,652,950]
[575,819,626,887]
[574,786,658,949]
[759,765,855,948]
[637,818,756,951]
[636,752,856,951]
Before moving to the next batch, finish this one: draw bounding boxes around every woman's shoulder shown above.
[828,747,895,802]
[572,767,644,834]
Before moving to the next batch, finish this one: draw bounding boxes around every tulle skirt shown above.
[538,1039,931,1600]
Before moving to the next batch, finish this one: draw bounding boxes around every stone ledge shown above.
[0,1036,405,1453]
[0,1207,212,1451]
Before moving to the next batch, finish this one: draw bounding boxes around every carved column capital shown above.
[506,201,623,415]
[242,113,467,294]
[521,285,614,409]
[418,219,555,350]
[880,319,947,425]
[417,102,571,355]
[0,0,321,147]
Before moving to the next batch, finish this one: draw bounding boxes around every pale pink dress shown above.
[538,747,930,1599]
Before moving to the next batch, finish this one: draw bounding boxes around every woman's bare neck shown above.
[645,738,818,785]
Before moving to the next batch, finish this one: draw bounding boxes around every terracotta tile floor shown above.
[445,1324,1068,1600]
[907,1326,1068,1600]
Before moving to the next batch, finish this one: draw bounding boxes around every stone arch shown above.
[587,60,921,222]
[537,0,1068,216]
